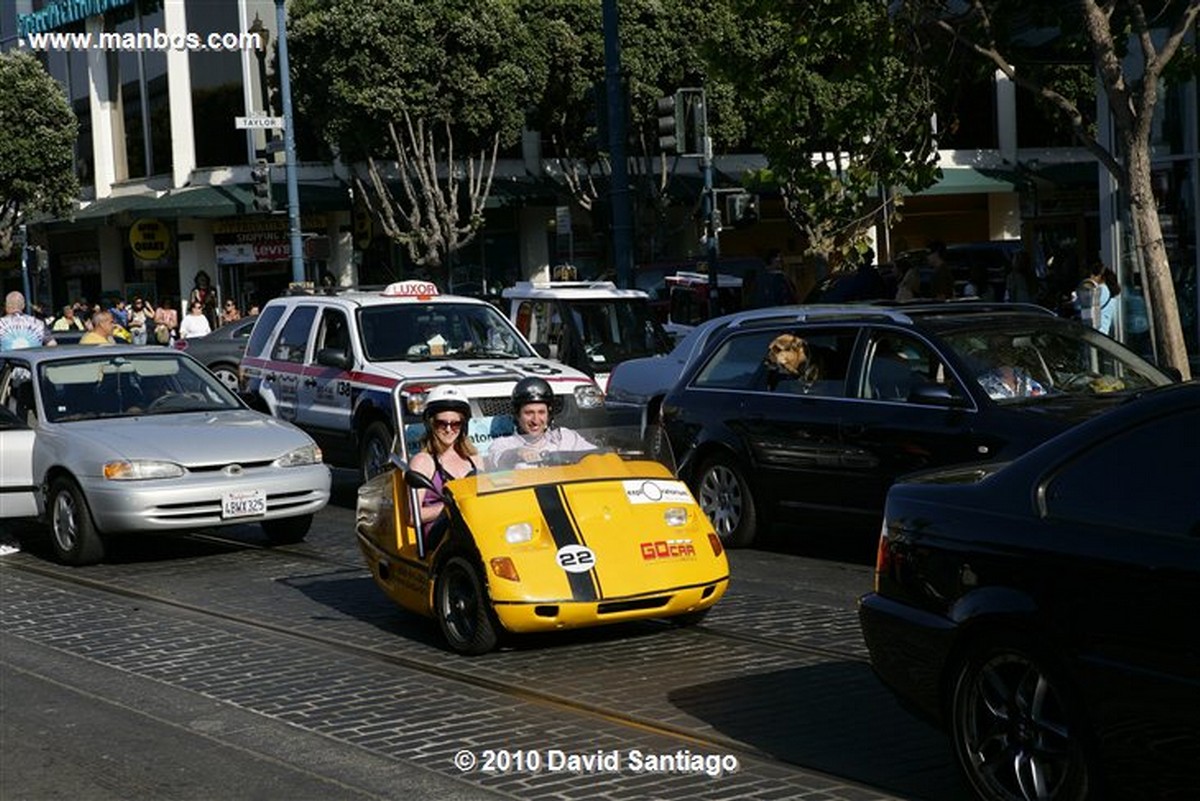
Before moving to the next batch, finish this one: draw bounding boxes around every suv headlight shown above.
[574,383,603,409]
[103,460,185,480]
[273,444,323,468]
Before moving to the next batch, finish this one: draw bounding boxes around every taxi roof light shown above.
[381,280,439,299]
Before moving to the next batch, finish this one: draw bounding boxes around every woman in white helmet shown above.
[410,384,479,545]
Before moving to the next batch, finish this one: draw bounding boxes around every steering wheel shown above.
[147,392,204,412]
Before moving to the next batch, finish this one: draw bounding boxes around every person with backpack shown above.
[1075,257,1113,335]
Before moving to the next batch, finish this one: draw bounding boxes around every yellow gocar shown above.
[355,414,729,655]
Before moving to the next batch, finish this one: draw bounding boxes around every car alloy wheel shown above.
[695,456,757,547]
[434,555,499,655]
[49,477,105,566]
[211,363,240,391]
[951,640,1093,801]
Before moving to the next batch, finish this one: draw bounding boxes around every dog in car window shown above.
[764,333,823,388]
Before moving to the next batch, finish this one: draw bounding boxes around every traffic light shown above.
[657,94,682,153]
[251,160,272,213]
[726,193,760,227]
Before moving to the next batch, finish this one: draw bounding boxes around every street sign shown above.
[235,116,284,130]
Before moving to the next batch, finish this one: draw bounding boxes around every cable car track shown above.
[172,528,870,664]
[4,555,882,797]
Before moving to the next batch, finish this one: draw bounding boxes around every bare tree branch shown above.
[355,114,500,282]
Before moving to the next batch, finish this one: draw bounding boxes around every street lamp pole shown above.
[602,0,634,289]
[274,0,305,285]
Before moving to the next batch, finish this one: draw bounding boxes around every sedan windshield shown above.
[564,299,673,366]
[359,303,532,361]
[38,354,242,422]
[941,325,1169,403]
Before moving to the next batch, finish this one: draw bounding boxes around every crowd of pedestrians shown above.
[1,289,251,351]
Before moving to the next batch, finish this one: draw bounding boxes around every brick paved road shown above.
[1,498,969,801]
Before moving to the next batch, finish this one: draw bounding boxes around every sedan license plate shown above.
[222,489,266,519]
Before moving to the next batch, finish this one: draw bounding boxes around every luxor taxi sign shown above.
[129,218,171,262]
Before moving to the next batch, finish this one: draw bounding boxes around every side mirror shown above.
[532,342,551,359]
[316,347,353,370]
[908,382,967,407]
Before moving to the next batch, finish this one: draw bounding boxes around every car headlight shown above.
[103,460,185,480]
[405,389,429,415]
[574,383,603,409]
[504,522,534,544]
[273,444,323,468]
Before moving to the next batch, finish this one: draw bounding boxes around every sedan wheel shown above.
[434,555,499,655]
[951,640,1094,801]
[695,456,757,547]
[210,363,240,392]
[49,477,105,566]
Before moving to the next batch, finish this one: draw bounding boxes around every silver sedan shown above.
[0,345,331,565]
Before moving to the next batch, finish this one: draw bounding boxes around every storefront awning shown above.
[914,167,1017,196]
[36,182,351,230]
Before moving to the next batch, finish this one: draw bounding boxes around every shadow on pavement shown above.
[668,661,972,801]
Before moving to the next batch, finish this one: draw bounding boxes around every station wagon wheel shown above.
[261,514,311,545]
[434,555,499,655]
[359,421,393,483]
[950,638,1094,801]
[48,476,105,566]
[209,362,240,392]
[695,456,758,548]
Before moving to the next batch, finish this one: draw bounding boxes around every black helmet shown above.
[423,384,471,421]
[511,376,553,414]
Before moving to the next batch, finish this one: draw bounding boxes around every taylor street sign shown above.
[235,116,285,130]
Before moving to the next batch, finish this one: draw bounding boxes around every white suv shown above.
[240,281,603,479]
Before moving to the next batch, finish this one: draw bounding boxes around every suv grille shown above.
[477,395,565,417]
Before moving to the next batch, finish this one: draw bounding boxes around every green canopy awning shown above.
[914,167,1017,196]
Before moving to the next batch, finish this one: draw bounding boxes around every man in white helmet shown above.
[486,377,595,470]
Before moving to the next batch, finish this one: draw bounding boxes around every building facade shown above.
[2,0,1196,363]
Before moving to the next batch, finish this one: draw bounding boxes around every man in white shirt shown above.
[487,377,595,469]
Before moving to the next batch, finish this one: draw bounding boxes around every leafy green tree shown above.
[0,52,79,257]
[705,0,941,259]
[288,0,546,279]
[907,0,1198,377]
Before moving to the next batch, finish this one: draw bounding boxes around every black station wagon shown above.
[660,302,1174,546]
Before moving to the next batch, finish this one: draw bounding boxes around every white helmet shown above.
[423,384,471,421]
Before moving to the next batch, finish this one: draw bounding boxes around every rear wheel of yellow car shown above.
[435,555,499,655]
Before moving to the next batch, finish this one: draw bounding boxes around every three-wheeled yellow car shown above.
[355,382,730,654]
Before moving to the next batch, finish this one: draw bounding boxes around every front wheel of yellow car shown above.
[435,556,499,655]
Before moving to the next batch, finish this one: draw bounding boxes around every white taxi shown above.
[240,281,604,480]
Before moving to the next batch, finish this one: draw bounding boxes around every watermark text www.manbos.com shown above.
[20,28,263,53]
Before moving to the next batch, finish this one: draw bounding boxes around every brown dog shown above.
[764,333,821,384]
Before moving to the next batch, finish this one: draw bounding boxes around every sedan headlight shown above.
[103,460,185,481]
[273,444,323,468]
[574,383,603,409]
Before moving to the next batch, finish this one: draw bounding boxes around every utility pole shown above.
[17,224,31,304]
[602,0,634,289]
[696,92,718,319]
[274,0,305,285]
